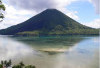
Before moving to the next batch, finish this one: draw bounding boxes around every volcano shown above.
[0,9,99,35]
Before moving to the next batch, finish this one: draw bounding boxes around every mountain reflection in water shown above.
[0,35,99,68]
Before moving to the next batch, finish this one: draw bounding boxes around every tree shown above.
[8,59,12,66]
[1,60,3,65]
[0,64,3,68]
[12,65,22,68]
[0,0,5,22]
[12,61,24,68]
[4,60,7,66]
[19,61,25,67]
[25,65,36,68]
[6,59,12,67]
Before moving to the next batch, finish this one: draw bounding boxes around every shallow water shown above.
[0,35,99,68]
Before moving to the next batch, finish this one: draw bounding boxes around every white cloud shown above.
[66,10,79,20]
[0,0,80,29]
[82,18,100,28]
[89,0,100,14]
[0,3,38,29]
[7,0,77,11]
[55,7,79,20]
[7,0,79,20]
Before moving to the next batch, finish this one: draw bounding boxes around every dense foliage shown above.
[16,29,99,36]
[0,60,36,68]
[0,0,5,19]
[0,9,99,35]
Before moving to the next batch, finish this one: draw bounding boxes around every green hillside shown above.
[0,9,99,35]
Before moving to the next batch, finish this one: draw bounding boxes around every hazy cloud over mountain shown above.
[7,0,100,14]
[89,0,100,14]
[82,18,100,28]
[7,0,77,11]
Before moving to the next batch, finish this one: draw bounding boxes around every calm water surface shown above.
[0,35,99,68]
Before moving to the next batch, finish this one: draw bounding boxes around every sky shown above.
[0,0,100,29]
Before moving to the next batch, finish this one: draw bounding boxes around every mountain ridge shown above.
[0,9,99,35]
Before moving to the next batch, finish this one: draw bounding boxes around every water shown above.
[0,35,99,68]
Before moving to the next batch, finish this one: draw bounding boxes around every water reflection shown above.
[0,36,99,68]
[0,36,35,60]
[12,36,84,52]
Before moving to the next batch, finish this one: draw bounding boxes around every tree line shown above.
[0,60,36,68]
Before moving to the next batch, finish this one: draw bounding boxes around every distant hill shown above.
[0,9,99,36]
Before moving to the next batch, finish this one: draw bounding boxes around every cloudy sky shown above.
[0,0,100,29]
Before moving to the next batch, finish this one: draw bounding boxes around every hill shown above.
[0,9,99,36]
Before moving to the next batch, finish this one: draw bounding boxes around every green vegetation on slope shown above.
[0,9,99,35]
[16,29,99,36]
